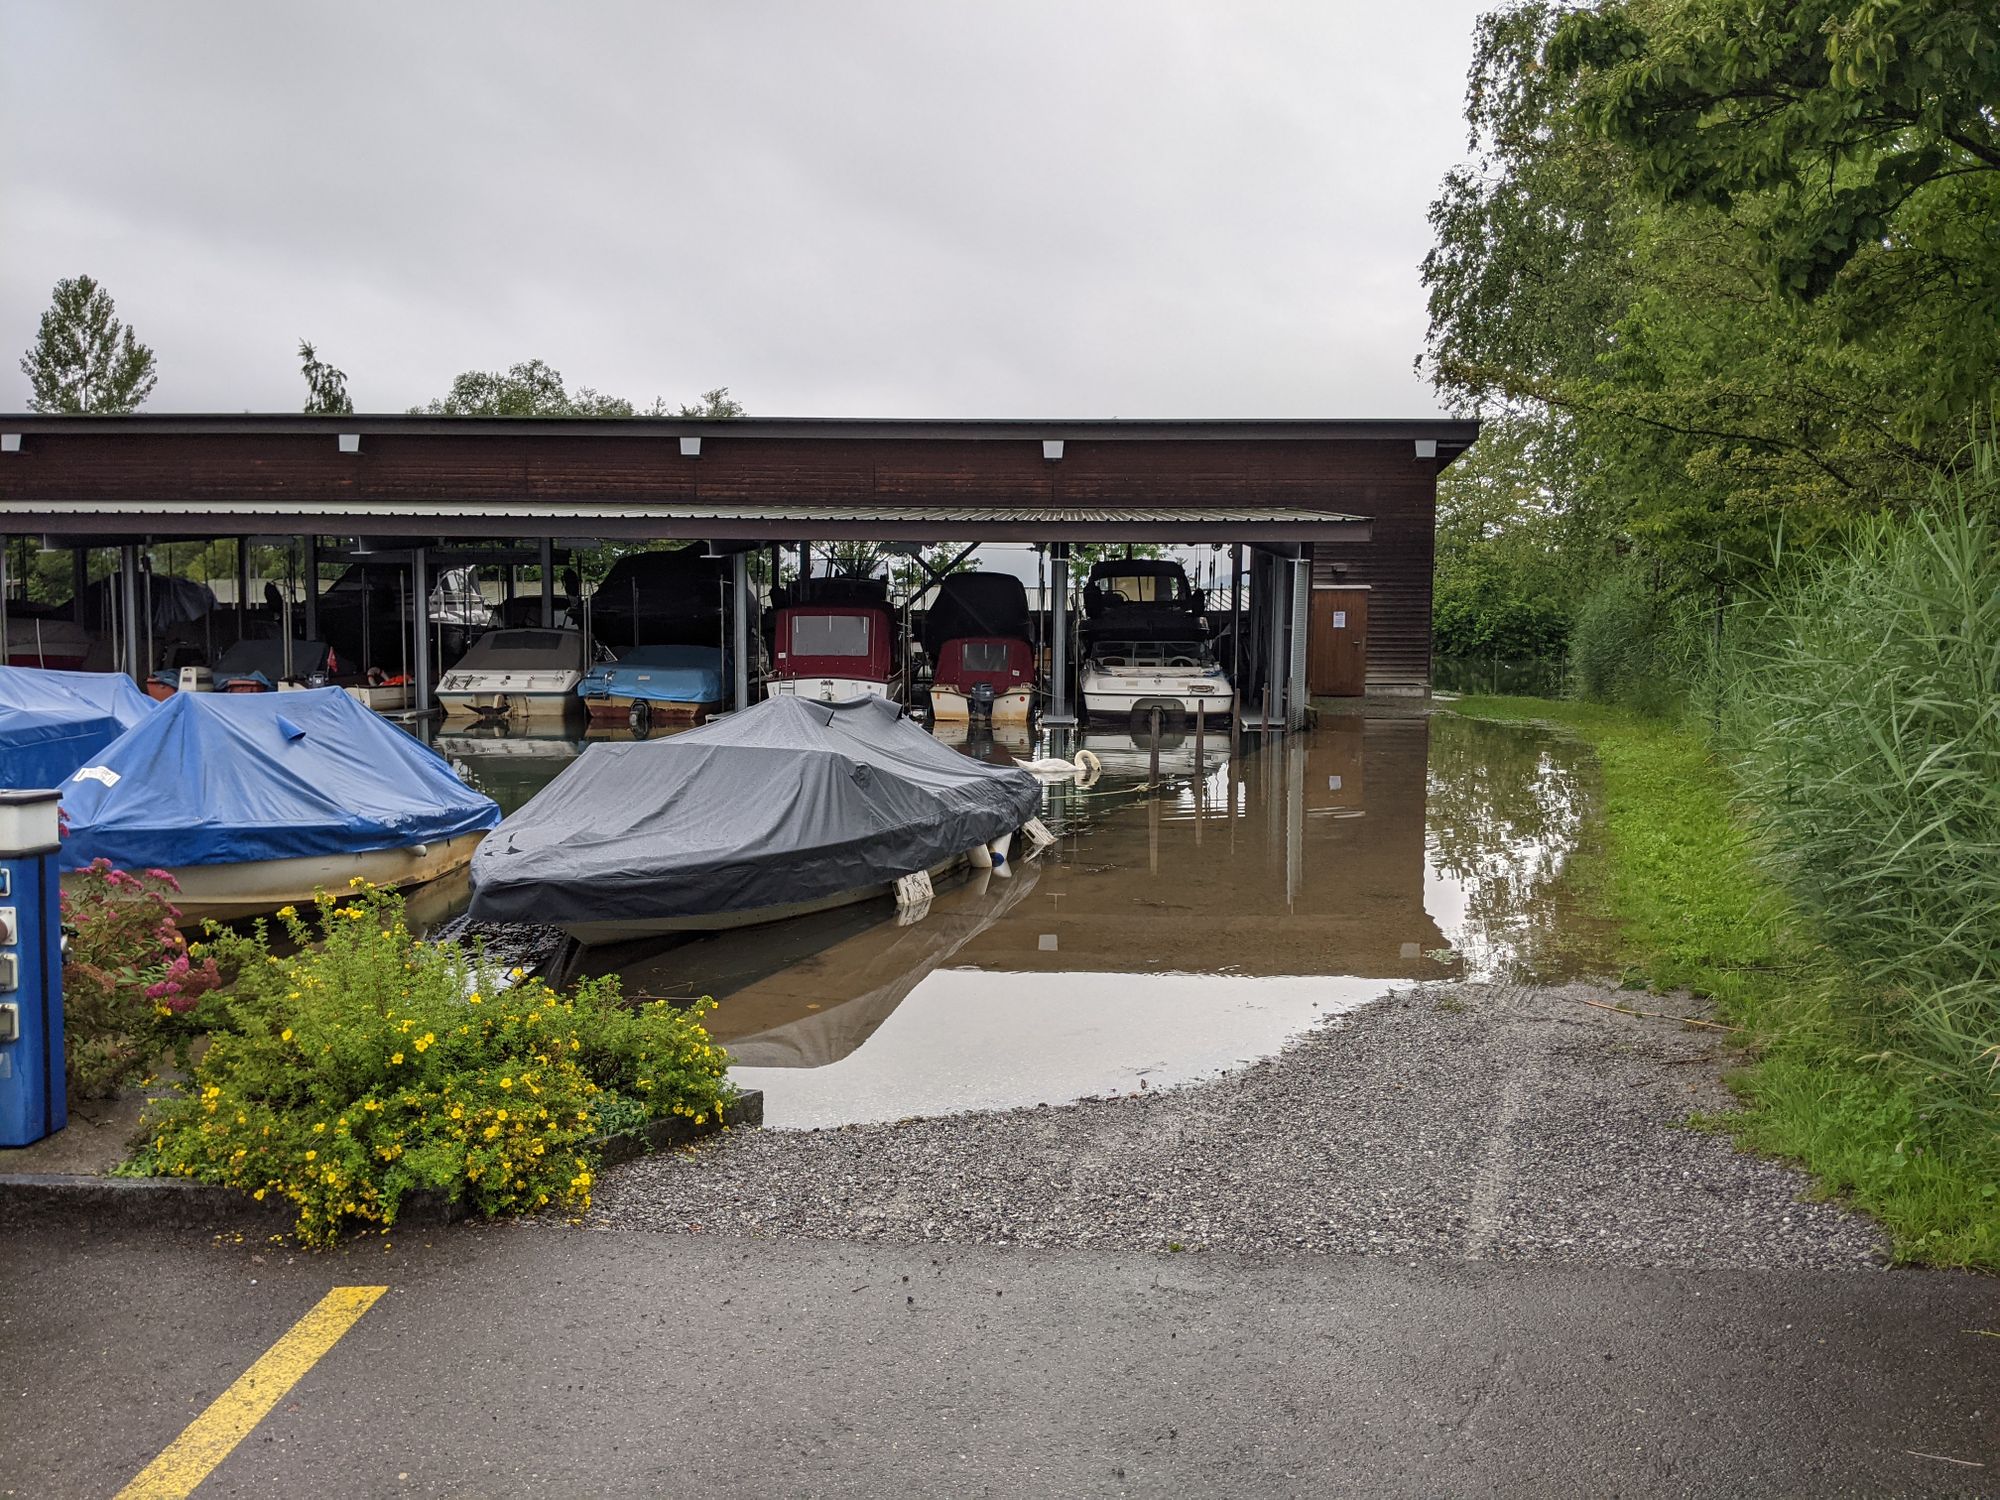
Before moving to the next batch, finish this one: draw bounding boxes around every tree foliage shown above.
[414,358,636,417]
[1551,2,2000,304]
[672,387,745,418]
[1421,1,2000,667]
[19,275,158,413]
[415,361,745,420]
[298,340,354,415]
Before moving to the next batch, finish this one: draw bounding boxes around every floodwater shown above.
[433,710,1601,1128]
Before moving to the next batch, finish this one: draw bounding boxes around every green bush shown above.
[129,885,731,1245]
[1433,557,1571,659]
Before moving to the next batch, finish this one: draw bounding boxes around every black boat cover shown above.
[920,572,1031,660]
[467,695,1042,926]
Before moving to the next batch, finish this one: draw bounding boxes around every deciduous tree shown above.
[298,340,354,415]
[19,275,158,413]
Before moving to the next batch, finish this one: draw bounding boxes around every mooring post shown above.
[1149,706,1161,784]
[1194,699,1205,780]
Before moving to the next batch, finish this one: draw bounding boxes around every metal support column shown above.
[411,546,433,715]
[1046,541,1074,724]
[1265,551,1287,735]
[235,538,250,639]
[72,547,89,624]
[301,534,320,642]
[1229,542,1243,745]
[538,538,555,627]
[119,544,143,682]
[0,536,9,669]
[730,552,751,712]
[1287,556,1310,730]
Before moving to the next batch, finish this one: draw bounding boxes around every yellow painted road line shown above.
[115,1285,388,1500]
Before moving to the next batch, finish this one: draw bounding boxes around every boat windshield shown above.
[1090,640,1213,668]
[1091,573,1186,604]
[959,640,1015,673]
[792,614,871,657]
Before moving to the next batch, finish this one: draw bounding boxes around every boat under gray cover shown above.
[467,695,1042,928]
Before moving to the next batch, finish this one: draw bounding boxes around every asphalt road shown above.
[2,1223,1993,1498]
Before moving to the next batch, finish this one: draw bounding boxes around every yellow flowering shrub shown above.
[125,886,731,1245]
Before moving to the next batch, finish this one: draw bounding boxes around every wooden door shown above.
[1307,588,1368,697]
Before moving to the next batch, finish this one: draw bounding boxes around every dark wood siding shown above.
[1308,452,1439,689]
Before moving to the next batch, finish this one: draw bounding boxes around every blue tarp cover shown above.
[579,645,727,706]
[0,667,156,792]
[58,687,500,870]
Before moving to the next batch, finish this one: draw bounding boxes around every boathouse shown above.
[0,415,1476,718]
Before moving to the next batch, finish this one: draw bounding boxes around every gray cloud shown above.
[1,0,1483,417]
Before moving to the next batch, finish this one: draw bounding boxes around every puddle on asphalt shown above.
[433,710,1601,1128]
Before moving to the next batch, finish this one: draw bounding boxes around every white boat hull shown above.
[582,693,720,725]
[929,686,1033,725]
[768,675,898,704]
[70,830,489,923]
[1081,671,1233,722]
[346,683,414,712]
[437,679,583,720]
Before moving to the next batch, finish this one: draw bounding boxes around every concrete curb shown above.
[0,1089,762,1234]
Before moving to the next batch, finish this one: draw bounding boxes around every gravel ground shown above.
[589,980,1890,1270]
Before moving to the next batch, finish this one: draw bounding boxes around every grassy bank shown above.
[1452,695,1999,1270]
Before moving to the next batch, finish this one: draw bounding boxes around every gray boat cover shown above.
[467,695,1042,926]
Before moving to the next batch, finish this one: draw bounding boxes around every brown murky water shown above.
[437,710,1601,1128]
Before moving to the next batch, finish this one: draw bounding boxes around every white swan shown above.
[1014,748,1102,784]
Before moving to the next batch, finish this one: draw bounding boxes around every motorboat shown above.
[0,666,155,789]
[577,644,726,727]
[437,628,594,720]
[1077,558,1233,722]
[315,562,494,681]
[58,687,501,921]
[923,573,1035,724]
[1080,637,1234,722]
[468,694,1046,943]
[2,613,93,671]
[767,576,904,704]
[583,546,725,654]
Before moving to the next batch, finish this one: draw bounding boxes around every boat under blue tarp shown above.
[58,686,500,871]
[0,666,156,791]
[578,644,727,711]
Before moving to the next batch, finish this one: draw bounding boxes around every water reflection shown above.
[412,707,1600,1127]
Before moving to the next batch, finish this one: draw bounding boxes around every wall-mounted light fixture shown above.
[1414,439,1438,460]
[680,436,702,458]
[1042,439,1064,461]
[338,433,361,454]
[1,434,21,454]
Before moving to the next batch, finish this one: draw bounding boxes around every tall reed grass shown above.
[1711,479,1999,1138]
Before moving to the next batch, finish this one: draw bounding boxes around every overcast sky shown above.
[1,1,1485,419]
